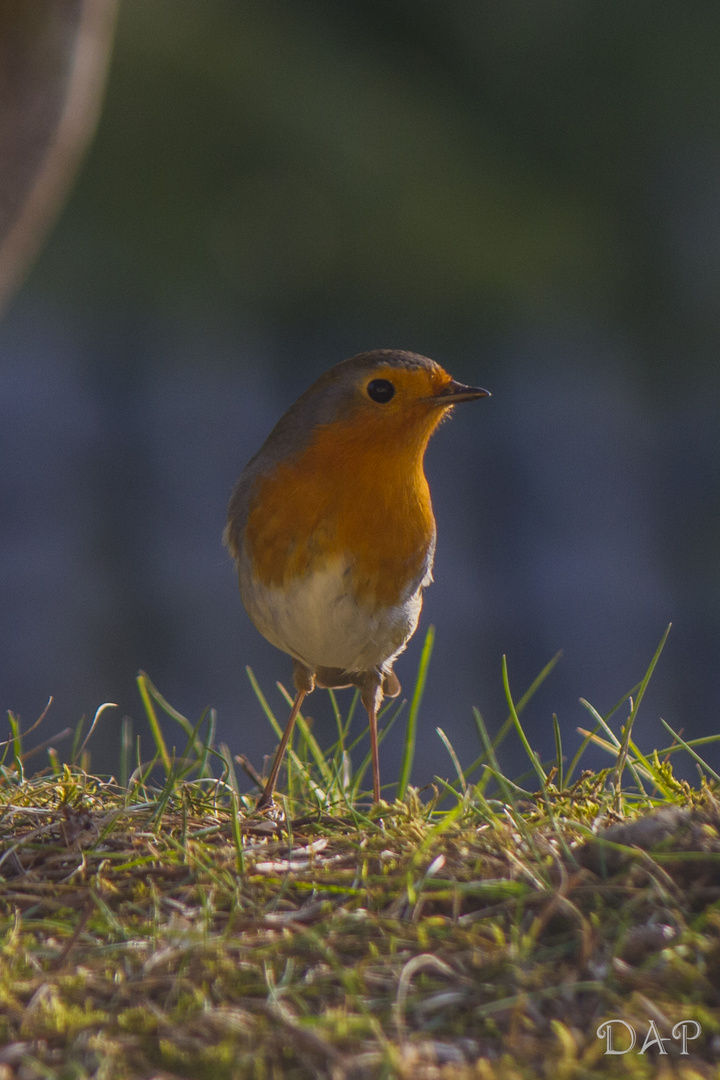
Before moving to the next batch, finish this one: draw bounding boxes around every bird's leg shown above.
[361,673,384,803]
[256,690,305,810]
[256,661,314,810]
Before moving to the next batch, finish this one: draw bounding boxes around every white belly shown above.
[238,554,422,673]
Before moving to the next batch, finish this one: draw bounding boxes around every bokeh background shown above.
[2,0,720,787]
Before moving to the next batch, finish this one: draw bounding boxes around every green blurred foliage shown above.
[30,1,720,358]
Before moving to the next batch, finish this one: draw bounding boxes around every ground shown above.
[2,635,720,1079]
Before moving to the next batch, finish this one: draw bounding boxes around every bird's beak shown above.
[431,379,491,404]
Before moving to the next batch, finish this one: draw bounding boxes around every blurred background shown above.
[2,0,720,788]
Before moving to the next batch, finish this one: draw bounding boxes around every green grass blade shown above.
[564,722,602,787]
[578,697,651,798]
[343,688,360,739]
[120,715,133,789]
[461,651,562,788]
[7,711,23,781]
[230,792,245,874]
[472,708,522,813]
[70,715,86,765]
[137,671,210,767]
[435,726,467,794]
[659,718,720,783]
[326,688,346,772]
[138,672,195,737]
[503,659,575,858]
[656,733,720,757]
[612,624,672,803]
[245,666,283,738]
[397,624,435,800]
[137,672,172,774]
[219,742,241,795]
[502,655,547,784]
[197,707,217,779]
[515,650,563,714]
[552,714,563,789]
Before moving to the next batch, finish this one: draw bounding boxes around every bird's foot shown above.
[254,792,285,821]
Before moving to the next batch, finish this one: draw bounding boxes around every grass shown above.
[2,626,720,1078]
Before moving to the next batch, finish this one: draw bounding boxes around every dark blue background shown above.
[2,2,718,789]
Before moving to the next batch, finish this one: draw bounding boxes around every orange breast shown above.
[244,407,441,608]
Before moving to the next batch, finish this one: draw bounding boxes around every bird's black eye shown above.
[366,378,395,403]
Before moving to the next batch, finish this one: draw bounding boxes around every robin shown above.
[225,349,489,807]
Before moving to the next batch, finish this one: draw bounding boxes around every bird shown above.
[224,349,489,807]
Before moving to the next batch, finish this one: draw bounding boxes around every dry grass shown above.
[1,628,720,1079]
